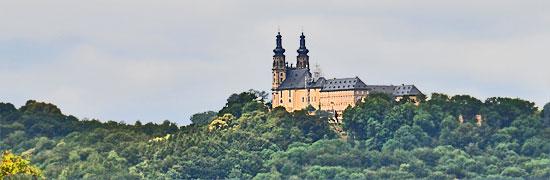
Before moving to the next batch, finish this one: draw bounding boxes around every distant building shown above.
[271,31,422,120]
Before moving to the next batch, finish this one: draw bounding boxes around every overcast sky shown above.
[1,0,549,125]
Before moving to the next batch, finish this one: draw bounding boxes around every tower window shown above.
[280,100,283,103]
[302,97,304,102]
[289,99,291,103]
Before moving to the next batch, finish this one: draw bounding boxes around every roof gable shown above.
[320,77,369,92]
[276,69,311,90]
[392,85,421,96]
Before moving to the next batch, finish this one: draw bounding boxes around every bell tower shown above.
[272,31,286,90]
[296,32,309,69]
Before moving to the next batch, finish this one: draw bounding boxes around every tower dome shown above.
[297,32,309,56]
[273,32,285,56]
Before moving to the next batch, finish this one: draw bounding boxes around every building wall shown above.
[323,90,367,121]
[274,89,369,116]
[274,88,424,115]
[272,88,321,111]
[319,90,368,114]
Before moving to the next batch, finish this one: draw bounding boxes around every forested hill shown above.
[1,93,549,179]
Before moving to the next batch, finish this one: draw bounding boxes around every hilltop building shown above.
[271,31,422,119]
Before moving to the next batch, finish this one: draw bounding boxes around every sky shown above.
[1,0,549,125]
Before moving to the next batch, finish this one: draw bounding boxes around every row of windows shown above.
[273,77,284,82]
[329,80,356,84]
[327,85,354,89]
[277,96,318,104]
[279,91,323,98]
[321,95,354,98]
[356,91,367,94]
[278,97,318,104]
[397,91,410,94]
[279,99,292,103]
[279,91,292,98]
[396,86,412,90]
[301,97,317,102]
[320,102,353,106]
[371,86,413,91]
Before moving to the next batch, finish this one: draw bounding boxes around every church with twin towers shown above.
[270,31,423,120]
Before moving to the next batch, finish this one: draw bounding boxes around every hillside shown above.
[1,92,549,179]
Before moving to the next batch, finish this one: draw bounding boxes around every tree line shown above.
[1,92,549,179]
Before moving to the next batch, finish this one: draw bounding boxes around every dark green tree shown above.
[342,93,394,141]
[450,95,482,123]
[543,102,550,126]
[483,97,537,128]
[0,102,16,114]
[190,111,217,125]
[218,92,257,118]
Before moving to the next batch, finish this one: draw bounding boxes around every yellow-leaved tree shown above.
[209,113,235,130]
[1,150,44,179]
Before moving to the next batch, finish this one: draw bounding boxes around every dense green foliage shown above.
[1,93,549,179]
[189,111,217,125]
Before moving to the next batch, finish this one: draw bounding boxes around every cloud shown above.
[1,0,549,124]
